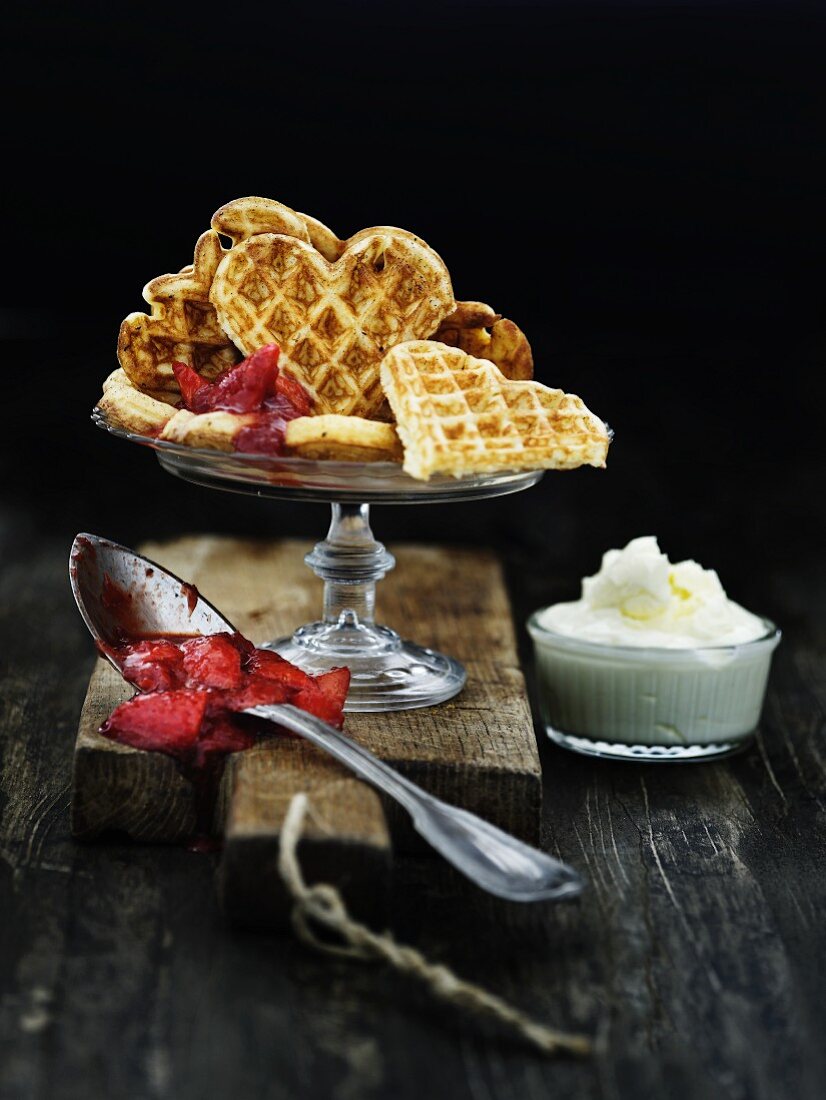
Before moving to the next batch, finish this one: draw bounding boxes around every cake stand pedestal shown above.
[93,409,543,712]
[269,502,465,710]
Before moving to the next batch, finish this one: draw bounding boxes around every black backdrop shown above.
[2,0,824,609]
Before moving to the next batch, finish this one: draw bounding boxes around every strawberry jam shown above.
[100,630,349,847]
[172,344,312,455]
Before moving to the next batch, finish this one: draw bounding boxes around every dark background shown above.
[2,0,824,608]
[2,7,826,1096]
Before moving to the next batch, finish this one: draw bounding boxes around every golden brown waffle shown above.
[98,370,179,436]
[211,196,343,261]
[432,302,534,380]
[117,199,342,400]
[117,231,240,393]
[210,230,455,418]
[159,409,255,451]
[285,415,402,462]
[380,341,609,481]
[299,212,345,262]
[102,368,177,406]
[212,197,310,246]
[157,409,401,461]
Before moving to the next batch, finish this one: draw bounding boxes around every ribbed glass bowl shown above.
[527,612,781,762]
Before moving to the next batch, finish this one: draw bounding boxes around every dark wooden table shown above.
[1,522,824,1100]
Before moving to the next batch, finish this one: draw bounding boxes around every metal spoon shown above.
[69,533,584,903]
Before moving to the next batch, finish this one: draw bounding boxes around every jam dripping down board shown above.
[72,537,541,928]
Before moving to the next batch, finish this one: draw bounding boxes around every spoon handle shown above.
[248,703,584,903]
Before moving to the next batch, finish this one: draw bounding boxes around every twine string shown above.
[277,793,591,1058]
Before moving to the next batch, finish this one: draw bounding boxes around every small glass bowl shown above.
[526,612,781,763]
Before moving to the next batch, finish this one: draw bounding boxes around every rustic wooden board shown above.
[218,742,393,931]
[71,536,541,924]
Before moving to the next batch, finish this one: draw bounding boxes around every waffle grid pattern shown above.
[381,341,609,481]
[210,232,454,419]
[117,230,240,392]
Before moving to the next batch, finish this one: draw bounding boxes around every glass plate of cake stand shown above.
[93,409,544,712]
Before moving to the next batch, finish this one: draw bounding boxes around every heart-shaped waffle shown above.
[432,301,534,381]
[380,341,609,481]
[118,230,241,392]
[210,231,455,418]
[212,195,343,261]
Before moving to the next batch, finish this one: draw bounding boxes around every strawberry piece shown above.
[100,625,348,779]
[293,683,346,728]
[172,361,211,408]
[172,343,311,454]
[175,346,281,414]
[102,690,207,756]
[180,634,245,689]
[273,372,313,417]
[246,648,314,691]
[205,345,280,413]
[114,639,186,692]
[225,631,256,661]
[314,667,350,704]
[195,716,257,762]
[233,413,288,455]
[211,676,292,713]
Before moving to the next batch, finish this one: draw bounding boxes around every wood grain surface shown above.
[71,537,540,926]
[2,533,824,1100]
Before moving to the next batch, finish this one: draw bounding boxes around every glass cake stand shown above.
[93,410,543,712]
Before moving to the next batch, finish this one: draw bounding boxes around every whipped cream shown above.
[539,536,766,648]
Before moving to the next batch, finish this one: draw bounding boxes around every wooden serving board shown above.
[72,537,541,928]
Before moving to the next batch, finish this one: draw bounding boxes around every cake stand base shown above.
[269,618,466,712]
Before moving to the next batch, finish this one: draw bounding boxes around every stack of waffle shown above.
[100,197,609,479]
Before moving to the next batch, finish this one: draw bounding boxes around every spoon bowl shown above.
[70,532,234,649]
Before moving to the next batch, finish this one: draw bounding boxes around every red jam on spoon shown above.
[100,626,349,847]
